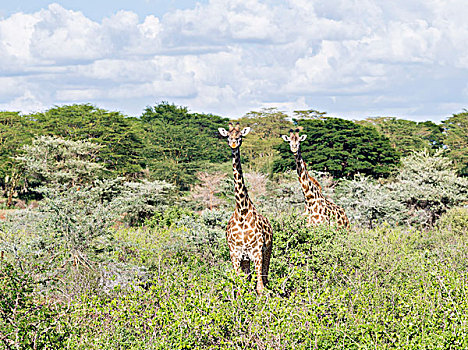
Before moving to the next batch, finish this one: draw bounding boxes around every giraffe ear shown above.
[299,134,307,141]
[218,128,228,137]
[281,135,290,142]
[240,127,251,136]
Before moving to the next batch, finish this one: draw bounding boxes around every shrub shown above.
[389,149,468,226]
[0,261,70,349]
[176,209,231,264]
[67,221,468,350]
[144,206,194,228]
[437,206,468,235]
[255,171,304,215]
[269,212,357,296]
[16,135,105,189]
[111,180,176,226]
[335,174,407,228]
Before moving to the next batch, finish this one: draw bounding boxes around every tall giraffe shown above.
[218,122,273,295]
[282,129,350,228]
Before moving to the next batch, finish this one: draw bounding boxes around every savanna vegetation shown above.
[1,103,467,349]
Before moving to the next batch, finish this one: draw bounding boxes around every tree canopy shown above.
[274,117,400,178]
[0,101,465,202]
[29,104,145,176]
[442,111,468,176]
[236,108,292,173]
[139,102,230,189]
[0,112,36,204]
[356,117,444,156]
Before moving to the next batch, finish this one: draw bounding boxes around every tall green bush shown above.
[16,136,105,190]
[437,207,468,235]
[389,149,468,226]
[0,261,69,349]
[269,213,358,296]
[335,175,407,228]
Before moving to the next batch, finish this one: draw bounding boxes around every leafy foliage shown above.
[3,203,468,349]
[237,108,292,173]
[335,174,407,228]
[442,111,468,176]
[437,207,468,235]
[17,136,105,189]
[269,213,353,296]
[140,102,229,189]
[112,179,176,226]
[274,117,400,178]
[30,104,145,176]
[335,150,468,228]
[0,112,35,205]
[357,116,444,155]
[0,261,69,349]
[177,209,231,262]
[388,149,468,226]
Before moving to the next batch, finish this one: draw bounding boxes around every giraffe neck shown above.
[295,149,322,201]
[232,147,251,212]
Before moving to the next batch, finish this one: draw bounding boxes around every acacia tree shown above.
[140,102,229,189]
[388,149,468,226]
[357,117,443,155]
[29,104,145,177]
[0,112,35,206]
[274,117,400,179]
[16,136,105,189]
[237,108,292,173]
[442,111,468,176]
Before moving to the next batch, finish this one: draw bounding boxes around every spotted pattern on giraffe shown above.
[218,122,273,295]
[282,129,350,229]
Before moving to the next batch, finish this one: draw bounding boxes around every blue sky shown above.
[0,1,207,21]
[0,0,467,121]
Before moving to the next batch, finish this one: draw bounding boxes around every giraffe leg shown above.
[261,242,272,287]
[240,259,251,281]
[253,255,265,295]
[230,251,241,275]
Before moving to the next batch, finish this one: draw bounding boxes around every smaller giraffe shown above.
[219,123,273,295]
[282,129,349,228]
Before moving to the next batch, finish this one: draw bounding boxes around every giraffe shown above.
[282,129,350,228]
[218,122,273,295]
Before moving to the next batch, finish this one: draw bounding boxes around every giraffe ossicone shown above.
[219,122,273,295]
[281,129,350,228]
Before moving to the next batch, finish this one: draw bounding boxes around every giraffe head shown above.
[218,122,251,149]
[281,128,307,154]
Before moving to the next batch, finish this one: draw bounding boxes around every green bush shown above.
[176,209,231,264]
[144,205,194,228]
[335,175,407,228]
[4,207,468,349]
[66,227,468,349]
[269,212,360,296]
[389,149,468,226]
[111,179,176,226]
[0,261,70,349]
[437,206,468,235]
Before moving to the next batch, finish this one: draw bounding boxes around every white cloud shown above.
[0,0,467,121]
[0,90,47,113]
[30,4,104,62]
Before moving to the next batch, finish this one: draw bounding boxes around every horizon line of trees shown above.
[1,102,467,206]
